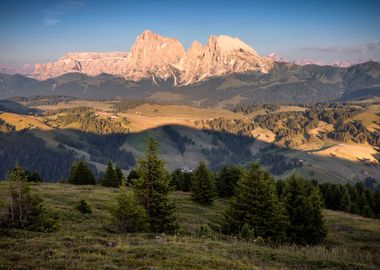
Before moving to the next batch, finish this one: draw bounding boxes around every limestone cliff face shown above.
[179,35,273,85]
[124,30,185,83]
[32,30,273,85]
[33,52,129,79]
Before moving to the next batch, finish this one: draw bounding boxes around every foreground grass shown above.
[0,184,379,269]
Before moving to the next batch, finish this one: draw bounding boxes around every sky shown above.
[1,0,380,66]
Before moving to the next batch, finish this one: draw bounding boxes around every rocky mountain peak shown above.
[31,30,273,84]
[125,30,185,81]
[207,35,257,54]
[179,34,273,85]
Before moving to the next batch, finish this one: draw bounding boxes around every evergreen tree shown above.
[223,163,288,241]
[27,171,43,183]
[114,166,125,187]
[170,169,193,192]
[127,169,139,186]
[134,138,178,233]
[170,169,183,190]
[68,161,96,185]
[216,164,242,197]
[109,184,147,233]
[181,172,193,192]
[191,161,215,205]
[102,160,116,187]
[374,191,380,216]
[339,185,352,212]
[276,179,286,198]
[362,205,373,218]
[283,175,327,245]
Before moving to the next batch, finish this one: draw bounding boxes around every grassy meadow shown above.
[1,183,380,269]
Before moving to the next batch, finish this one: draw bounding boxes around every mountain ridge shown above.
[31,30,274,84]
[1,61,379,104]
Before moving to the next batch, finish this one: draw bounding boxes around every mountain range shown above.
[267,53,378,68]
[0,30,379,104]
[31,30,273,85]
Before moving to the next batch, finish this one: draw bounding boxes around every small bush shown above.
[27,172,43,183]
[239,223,255,241]
[197,224,213,239]
[74,200,92,214]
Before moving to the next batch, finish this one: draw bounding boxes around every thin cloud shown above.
[301,42,380,54]
[43,0,85,27]
[44,18,61,26]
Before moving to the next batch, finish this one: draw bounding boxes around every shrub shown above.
[0,165,58,232]
[239,223,255,241]
[197,224,213,239]
[74,200,92,214]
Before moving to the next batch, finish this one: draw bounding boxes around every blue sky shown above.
[1,0,380,65]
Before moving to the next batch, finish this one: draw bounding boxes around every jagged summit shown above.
[31,30,273,84]
[209,35,257,53]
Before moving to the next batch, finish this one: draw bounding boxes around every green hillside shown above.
[1,183,379,270]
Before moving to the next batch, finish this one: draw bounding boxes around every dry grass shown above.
[122,103,242,133]
[314,143,378,163]
[0,112,51,131]
[0,183,379,269]
[33,100,116,111]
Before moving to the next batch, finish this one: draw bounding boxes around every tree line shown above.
[61,139,329,245]
[2,138,379,246]
[201,103,378,148]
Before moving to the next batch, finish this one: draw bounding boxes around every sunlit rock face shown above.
[179,35,273,85]
[32,30,273,85]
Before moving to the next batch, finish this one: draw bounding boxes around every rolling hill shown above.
[0,98,379,183]
[1,61,379,105]
[0,183,379,269]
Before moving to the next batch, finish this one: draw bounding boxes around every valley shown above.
[0,97,379,184]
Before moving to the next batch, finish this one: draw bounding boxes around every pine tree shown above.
[374,191,380,216]
[223,163,288,241]
[283,175,327,245]
[109,184,147,233]
[134,138,178,233]
[114,166,125,187]
[170,169,183,190]
[102,161,116,187]
[68,161,96,185]
[191,161,215,205]
[362,205,373,218]
[216,164,242,197]
[339,185,352,212]
[27,171,43,183]
[127,169,139,186]
[170,169,192,192]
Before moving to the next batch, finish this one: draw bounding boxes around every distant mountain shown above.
[1,61,379,104]
[268,53,379,68]
[0,64,33,75]
[31,30,273,85]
